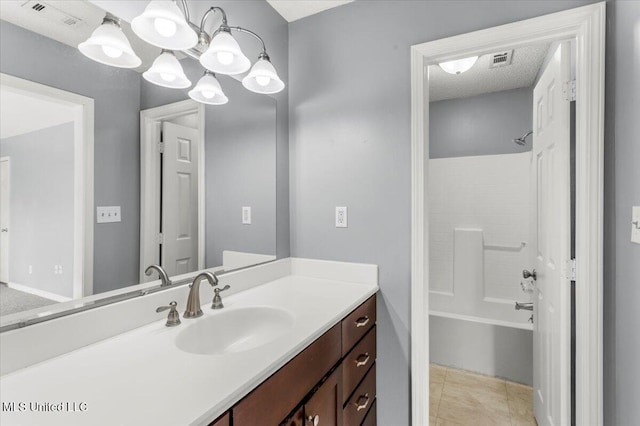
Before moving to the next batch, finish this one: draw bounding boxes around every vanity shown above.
[0,258,378,426]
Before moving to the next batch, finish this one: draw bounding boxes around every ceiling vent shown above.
[20,1,84,28]
[489,50,513,69]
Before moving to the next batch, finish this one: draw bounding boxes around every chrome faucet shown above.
[145,264,172,287]
[184,272,219,318]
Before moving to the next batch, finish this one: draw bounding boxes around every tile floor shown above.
[429,364,537,426]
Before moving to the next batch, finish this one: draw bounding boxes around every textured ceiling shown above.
[0,0,160,71]
[429,44,551,102]
[0,86,77,139]
[266,0,354,22]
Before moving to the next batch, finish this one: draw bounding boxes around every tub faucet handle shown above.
[522,269,537,280]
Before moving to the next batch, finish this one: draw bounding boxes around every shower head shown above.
[513,130,533,146]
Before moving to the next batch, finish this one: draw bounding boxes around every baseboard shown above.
[6,282,71,303]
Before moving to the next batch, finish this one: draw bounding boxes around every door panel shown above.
[0,158,9,283]
[161,122,199,277]
[304,366,342,426]
[532,42,571,426]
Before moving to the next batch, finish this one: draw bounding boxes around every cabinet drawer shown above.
[234,323,342,426]
[361,399,377,426]
[342,295,376,356]
[343,365,376,426]
[209,412,229,426]
[342,326,376,403]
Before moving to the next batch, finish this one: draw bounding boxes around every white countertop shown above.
[0,260,378,426]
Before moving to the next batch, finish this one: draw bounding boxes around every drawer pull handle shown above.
[355,353,370,367]
[355,316,370,328]
[307,414,319,426]
[353,393,370,411]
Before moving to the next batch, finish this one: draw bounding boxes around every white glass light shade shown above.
[189,73,228,105]
[131,1,197,50]
[242,58,285,94]
[199,31,251,75]
[78,21,141,68]
[143,51,191,89]
[438,56,479,74]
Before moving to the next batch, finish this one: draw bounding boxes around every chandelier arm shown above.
[200,7,228,33]
[178,0,200,33]
[227,26,267,56]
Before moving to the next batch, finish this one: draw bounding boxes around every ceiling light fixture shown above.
[81,2,284,105]
[78,13,141,69]
[242,53,284,94]
[189,71,228,105]
[131,0,198,50]
[200,29,251,75]
[439,56,479,75]
[142,50,191,89]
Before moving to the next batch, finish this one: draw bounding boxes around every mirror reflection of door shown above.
[160,120,200,277]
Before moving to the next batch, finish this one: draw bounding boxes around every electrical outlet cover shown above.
[335,206,348,228]
[632,206,640,244]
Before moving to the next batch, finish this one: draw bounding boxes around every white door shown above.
[161,122,199,276]
[532,42,572,426]
[0,157,9,283]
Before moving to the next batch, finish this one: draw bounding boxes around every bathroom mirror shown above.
[0,0,278,327]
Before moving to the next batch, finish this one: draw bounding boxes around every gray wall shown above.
[429,87,533,158]
[430,316,533,385]
[141,0,290,262]
[0,21,142,294]
[604,1,640,425]
[287,1,640,424]
[205,82,277,267]
[1,123,75,298]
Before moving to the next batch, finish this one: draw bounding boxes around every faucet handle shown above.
[156,301,181,327]
[212,285,230,310]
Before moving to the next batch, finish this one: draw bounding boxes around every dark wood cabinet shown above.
[234,324,341,426]
[304,365,343,426]
[228,294,377,426]
[343,366,376,426]
[208,411,229,426]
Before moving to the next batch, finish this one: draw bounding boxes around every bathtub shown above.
[429,312,533,386]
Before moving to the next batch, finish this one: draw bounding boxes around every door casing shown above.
[409,3,605,425]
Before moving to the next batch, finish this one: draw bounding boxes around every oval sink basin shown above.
[175,306,295,355]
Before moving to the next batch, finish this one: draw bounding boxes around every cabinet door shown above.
[209,412,229,426]
[283,407,305,426]
[304,366,343,426]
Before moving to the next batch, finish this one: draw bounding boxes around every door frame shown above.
[139,99,205,282]
[0,73,94,298]
[409,3,605,426]
[0,157,10,284]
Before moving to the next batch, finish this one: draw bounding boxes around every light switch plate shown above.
[632,206,640,244]
[242,206,252,225]
[97,206,121,224]
[335,206,348,228]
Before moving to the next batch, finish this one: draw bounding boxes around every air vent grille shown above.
[20,1,85,28]
[489,50,513,69]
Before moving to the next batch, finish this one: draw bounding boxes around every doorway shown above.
[139,100,205,281]
[410,4,605,426]
[0,73,94,303]
[427,40,574,425]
